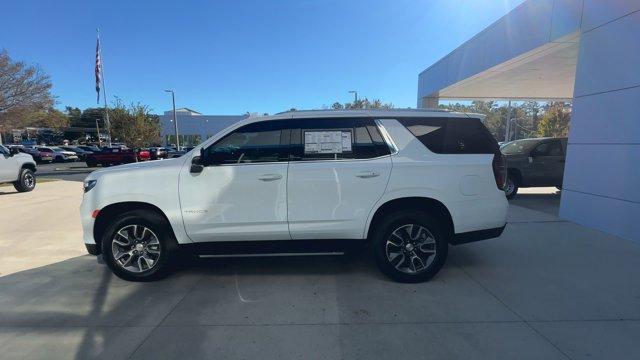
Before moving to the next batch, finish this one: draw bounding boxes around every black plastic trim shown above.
[85,243,101,255]
[180,239,367,256]
[450,225,506,245]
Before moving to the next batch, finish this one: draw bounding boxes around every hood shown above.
[88,157,184,179]
[60,151,76,155]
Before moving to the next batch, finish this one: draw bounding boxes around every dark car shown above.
[8,145,53,163]
[147,147,168,160]
[77,145,102,153]
[501,137,567,198]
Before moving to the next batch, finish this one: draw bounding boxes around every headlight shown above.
[83,179,97,193]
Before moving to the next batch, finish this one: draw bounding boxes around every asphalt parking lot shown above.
[37,162,94,182]
[1,183,639,359]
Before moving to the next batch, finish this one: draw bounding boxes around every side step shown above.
[179,239,367,258]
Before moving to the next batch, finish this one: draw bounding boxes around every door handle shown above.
[356,171,380,178]
[258,174,282,181]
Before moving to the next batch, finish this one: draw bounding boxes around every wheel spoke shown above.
[389,252,406,269]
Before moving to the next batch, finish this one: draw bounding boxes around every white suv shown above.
[81,110,508,282]
[0,145,37,192]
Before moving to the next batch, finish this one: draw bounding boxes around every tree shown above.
[538,102,570,137]
[0,50,53,113]
[108,100,161,148]
[340,98,393,110]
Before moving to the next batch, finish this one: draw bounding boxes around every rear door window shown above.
[289,118,390,161]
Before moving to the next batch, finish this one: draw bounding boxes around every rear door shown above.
[287,118,392,240]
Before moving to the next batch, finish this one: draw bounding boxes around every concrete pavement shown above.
[0,182,639,359]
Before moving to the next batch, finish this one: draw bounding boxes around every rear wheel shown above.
[101,210,177,281]
[505,175,518,199]
[13,168,36,192]
[373,210,448,283]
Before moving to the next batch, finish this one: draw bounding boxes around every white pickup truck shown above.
[0,145,37,192]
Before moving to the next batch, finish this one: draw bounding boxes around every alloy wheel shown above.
[111,225,161,273]
[385,224,437,274]
[24,173,35,189]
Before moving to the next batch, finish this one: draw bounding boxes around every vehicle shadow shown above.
[0,188,18,196]
[0,248,389,358]
[509,191,561,216]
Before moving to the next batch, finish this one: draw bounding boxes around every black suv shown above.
[501,137,567,198]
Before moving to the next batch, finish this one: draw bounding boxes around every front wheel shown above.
[101,210,178,281]
[373,210,448,283]
[13,168,36,192]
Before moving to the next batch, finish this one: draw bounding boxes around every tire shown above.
[101,210,178,281]
[505,175,519,199]
[13,168,36,192]
[86,160,97,168]
[372,210,448,283]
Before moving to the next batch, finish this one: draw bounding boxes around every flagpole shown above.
[97,28,112,147]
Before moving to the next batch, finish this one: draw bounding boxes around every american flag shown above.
[95,37,102,104]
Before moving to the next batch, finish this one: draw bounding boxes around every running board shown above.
[198,252,345,258]
[180,239,366,257]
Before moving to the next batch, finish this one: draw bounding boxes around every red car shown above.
[136,149,150,161]
[85,147,138,167]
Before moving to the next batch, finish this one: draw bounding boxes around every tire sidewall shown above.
[14,168,36,192]
[101,210,176,281]
[505,175,518,199]
[373,210,448,283]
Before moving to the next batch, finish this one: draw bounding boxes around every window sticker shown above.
[304,131,352,154]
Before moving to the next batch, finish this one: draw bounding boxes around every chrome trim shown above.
[374,119,399,155]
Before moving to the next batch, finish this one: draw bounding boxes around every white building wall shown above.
[560,2,640,241]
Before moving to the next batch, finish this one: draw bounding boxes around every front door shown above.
[179,120,291,242]
[529,139,565,186]
[0,146,15,182]
[287,118,392,240]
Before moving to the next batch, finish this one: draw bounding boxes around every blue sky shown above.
[2,0,524,115]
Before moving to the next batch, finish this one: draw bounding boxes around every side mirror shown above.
[9,147,20,155]
[190,155,204,174]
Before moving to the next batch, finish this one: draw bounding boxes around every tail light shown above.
[492,150,507,190]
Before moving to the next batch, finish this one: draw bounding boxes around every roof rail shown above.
[274,108,451,115]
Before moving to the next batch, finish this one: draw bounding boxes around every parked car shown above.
[85,147,138,167]
[167,146,195,158]
[8,145,53,164]
[77,145,102,153]
[147,147,168,160]
[37,146,79,163]
[501,137,567,198]
[81,109,508,282]
[59,146,93,161]
[0,145,37,192]
[136,149,151,162]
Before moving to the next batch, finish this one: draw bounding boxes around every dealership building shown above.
[159,108,248,147]
[418,0,639,241]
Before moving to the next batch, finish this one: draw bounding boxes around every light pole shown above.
[348,90,358,103]
[165,89,179,151]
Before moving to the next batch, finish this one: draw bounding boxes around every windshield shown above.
[500,139,541,155]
